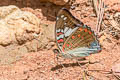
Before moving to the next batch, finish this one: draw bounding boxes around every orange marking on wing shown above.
[57,32,63,36]
[89,31,92,35]
[77,34,80,37]
[82,36,84,39]
[84,29,88,32]
[79,28,83,31]
[57,39,64,43]
[67,44,69,47]
[62,44,65,52]
[72,36,75,39]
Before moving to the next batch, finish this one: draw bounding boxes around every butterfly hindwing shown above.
[62,25,101,57]
[63,25,95,51]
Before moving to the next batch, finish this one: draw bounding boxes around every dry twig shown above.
[92,0,105,34]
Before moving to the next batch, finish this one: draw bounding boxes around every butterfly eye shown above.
[53,49,60,54]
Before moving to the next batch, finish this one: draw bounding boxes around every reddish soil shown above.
[0,0,120,80]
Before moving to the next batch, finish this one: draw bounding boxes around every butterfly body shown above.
[54,8,101,59]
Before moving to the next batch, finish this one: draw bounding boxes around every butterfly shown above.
[53,8,101,59]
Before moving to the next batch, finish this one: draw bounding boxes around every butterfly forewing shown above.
[55,8,84,52]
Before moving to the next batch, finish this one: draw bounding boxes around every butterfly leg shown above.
[56,54,65,68]
[53,49,66,69]
[76,58,89,80]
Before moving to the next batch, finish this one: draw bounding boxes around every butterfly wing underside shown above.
[55,8,101,58]
[63,25,101,58]
[55,8,84,52]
